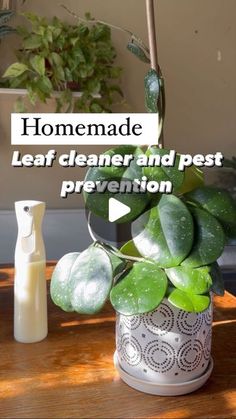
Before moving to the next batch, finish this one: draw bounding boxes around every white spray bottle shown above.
[14,201,48,343]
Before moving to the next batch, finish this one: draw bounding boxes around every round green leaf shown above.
[181,207,226,268]
[99,145,143,179]
[143,147,184,191]
[168,289,210,313]
[108,252,126,277]
[165,266,212,295]
[177,166,204,195]
[120,240,142,258]
[132,195,194,268]
[110,262,168,315]
[144,69,160,113]
[186,186,236,238]
[210,262,225,296]
[127,42,150,63]
[83,166,149,223]
[69,247,113,315]
[50,252,80,312]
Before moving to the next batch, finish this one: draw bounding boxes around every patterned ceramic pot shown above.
[116,298,213,385]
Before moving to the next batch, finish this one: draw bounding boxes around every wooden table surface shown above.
[0,264,235,419]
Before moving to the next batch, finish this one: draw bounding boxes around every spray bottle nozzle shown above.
[15,201,45,239]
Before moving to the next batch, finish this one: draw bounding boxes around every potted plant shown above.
[0,12,123,112]
[49,2,236,396]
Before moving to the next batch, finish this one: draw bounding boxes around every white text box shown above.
[11,113,159,146]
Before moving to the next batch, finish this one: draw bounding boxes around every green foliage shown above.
[51,247,115,315]
[120,240,141,258]
[68,247,113,314]
[186,186,236,238]
[132,195,194,267]
[2,13,123,112]
[143,147,184,191]
[165,266,212,295]
[83,146,150,223]
[110,262,168,315]
[144,69,160,113]
[0,10,15,40]
[50,252,80,312]
[50,145,230,316]
[209,262,225,296]
[181,207,225,268]
[168,289,211,313]
[177,166,204,195]
[127,42,150,63]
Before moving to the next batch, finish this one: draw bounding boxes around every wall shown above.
[0,0,235,210]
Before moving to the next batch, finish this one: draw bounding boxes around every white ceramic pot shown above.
[115,298,213,393]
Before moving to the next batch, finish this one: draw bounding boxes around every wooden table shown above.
[0,264,235,419]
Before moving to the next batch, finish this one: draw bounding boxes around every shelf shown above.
[0,88,101,98]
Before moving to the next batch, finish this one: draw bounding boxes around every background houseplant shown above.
[1,12,123,112]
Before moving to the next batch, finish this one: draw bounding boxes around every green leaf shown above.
[165,266,212,295]
[132,195,194,268]
[143,147,184,191]
[83,149,150,224]
[23,35,42,50]
[210,262,225,296]
[110,262,168,315]
[50,253,80,312]
[8,71,27,89]
[90,103,103,113]
[14,97,26,113]
[109,84,124,98]
[87,79,101,94]
[37,76,53,95]
[127,42,150,63]
[108,252,126,277]
[30,55,45,76]
[177,166,204,195]
[100,145,142,179]
[69,247,113,315]
[168,289,210,313]
[120,240,142,258]
[54,66,65,81]
[144,69,160,113]
[50,52,63,67]
[84,167,149,223]
[182,207,225,268]
[3,62,29,78]
[185,187,236,238]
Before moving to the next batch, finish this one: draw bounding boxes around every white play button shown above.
[109,198,131,223]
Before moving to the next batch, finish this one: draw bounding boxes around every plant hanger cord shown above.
[145,0,164,148]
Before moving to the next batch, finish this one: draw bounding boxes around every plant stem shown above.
[145,0,159,72]
[145,0,164,148]
[61,4,150,54]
